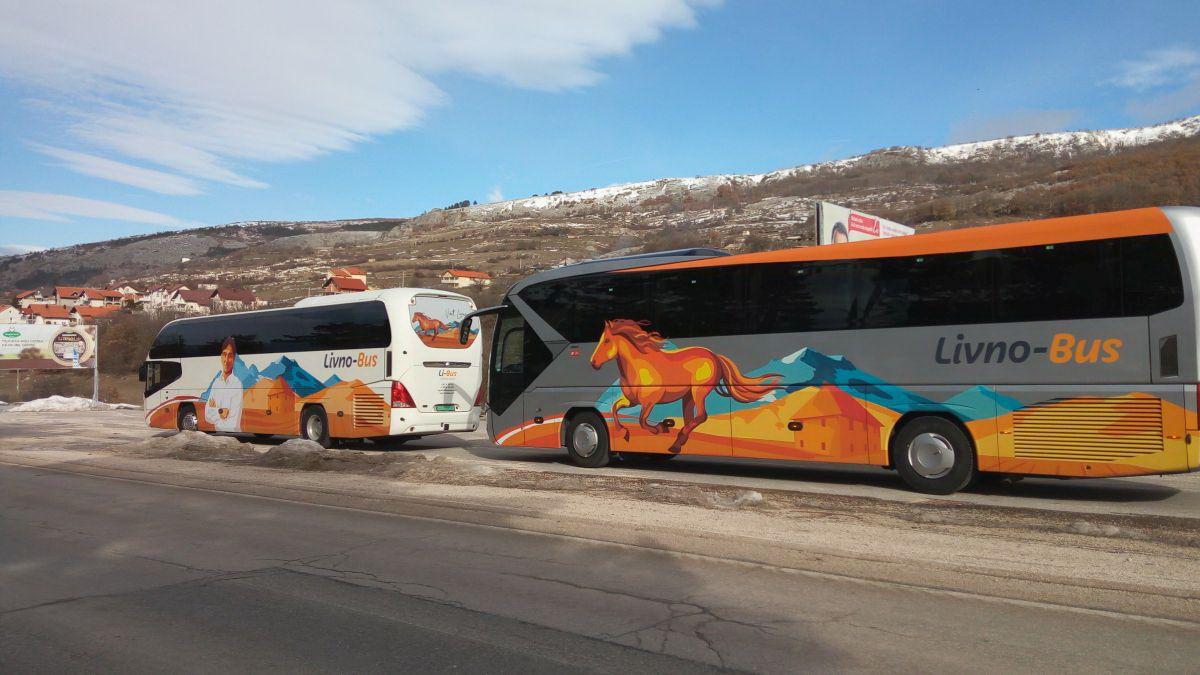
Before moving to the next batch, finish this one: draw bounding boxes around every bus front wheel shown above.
[301,406,333,448]
[177,404,199,432]
[565,411,611,468]
[891,416,977,495]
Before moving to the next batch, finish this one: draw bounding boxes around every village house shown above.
[210,286,263,313]
[106,282,144,296]
[21,303,73,326]
[329,267,368,284]
[322,267,370,294]
[106,283,145,308]
[13,289,44,309]
[0,304,24,323]
[53,286,124,308]
[143,285,190,312]
[70,305,122,325]
[170,289,213,315]
[323,276,368,294]
[440,269,493,288]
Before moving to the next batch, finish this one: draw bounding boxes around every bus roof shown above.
[508,247,726,293]
[293,287,470,309]
[627,207,1175,273]
[158,287,472,328]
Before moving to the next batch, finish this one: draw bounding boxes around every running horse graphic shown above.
[590,319,781,453]
[412,312,448,338]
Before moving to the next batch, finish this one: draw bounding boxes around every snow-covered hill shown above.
[463,115,1200,218]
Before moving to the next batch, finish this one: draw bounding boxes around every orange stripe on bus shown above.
[627,207,1172,271]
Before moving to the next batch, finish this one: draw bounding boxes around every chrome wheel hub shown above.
[572,423,600,457]
[181,411,198,431]
[306,415,324,440]
[907,432,955,479]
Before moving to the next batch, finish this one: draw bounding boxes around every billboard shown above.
[815,201,915,245]
[0,324,98,370]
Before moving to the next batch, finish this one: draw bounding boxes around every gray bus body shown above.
[485,207,1200,490]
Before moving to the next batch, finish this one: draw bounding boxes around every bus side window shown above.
[497,326,524,374]
[144,361,182,396]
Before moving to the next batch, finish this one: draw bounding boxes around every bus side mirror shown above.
[459,317,473,345]
[138,362,148,382]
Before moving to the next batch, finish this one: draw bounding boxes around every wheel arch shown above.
[886,410,977,469]
[560,405,604,448]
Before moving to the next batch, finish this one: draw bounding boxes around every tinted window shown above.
[1123,234,1184,315]
[995,239,1122,322]
[149,301,391,358]
[520,274,649,342]
[488,305,552,416]
[745,261,858,333]
[144,361,182,396]
[517,233,1184,340]
[651,268,745,338]
[859,251,994,328]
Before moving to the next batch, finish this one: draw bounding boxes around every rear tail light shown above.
[391,381,416,408]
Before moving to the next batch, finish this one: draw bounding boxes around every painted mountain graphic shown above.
[941,385,1023,418]
[259,360,286,380]
[740,347,937,414]
[203,355,329,402]
[596,346,1016,424]
[274,356,325,397]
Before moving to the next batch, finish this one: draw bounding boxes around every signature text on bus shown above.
[935,332,1122,365]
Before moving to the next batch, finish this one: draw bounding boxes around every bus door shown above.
[487,305,553,446]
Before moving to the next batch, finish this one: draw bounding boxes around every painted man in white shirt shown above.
[205,336,243,432]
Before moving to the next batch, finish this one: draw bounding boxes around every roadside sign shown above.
[815,201,915,245]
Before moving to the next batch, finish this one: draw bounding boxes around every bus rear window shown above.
[409,295,477,349]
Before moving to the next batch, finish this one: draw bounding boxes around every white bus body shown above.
[141,288,483,444]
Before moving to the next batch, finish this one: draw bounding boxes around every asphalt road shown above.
[2,461,1197,673]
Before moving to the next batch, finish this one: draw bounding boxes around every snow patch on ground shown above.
[6,396,139,413]
[122,431,260,462]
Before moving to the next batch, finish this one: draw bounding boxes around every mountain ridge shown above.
[4,114,1199,302]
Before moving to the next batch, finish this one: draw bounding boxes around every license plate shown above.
[435,404,456,412]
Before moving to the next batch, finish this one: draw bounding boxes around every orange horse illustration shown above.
[590,319,781,453]
[412,312,448,337]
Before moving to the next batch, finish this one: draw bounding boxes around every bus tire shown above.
[565,411,611,468]
[177,404,199,432]
[300,406,333,448]
[891,416,976,495]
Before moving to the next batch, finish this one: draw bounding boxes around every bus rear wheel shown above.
[565,411,611,468]
[300,406,333,448]
[177,404,199,432]
[891,416,977,495]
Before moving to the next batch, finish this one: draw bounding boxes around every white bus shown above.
[140,288,483,447]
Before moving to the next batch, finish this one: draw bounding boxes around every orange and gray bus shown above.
[463,207,1200,493]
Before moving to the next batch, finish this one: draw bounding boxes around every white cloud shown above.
[0,1,715,192]
[487,186,505,203]
[1107,46,1200,90]
[947,108,1080,144]
[0,191,184,226]
[0,244,45,256]
[29,143,202,195]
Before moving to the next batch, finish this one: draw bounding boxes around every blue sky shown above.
[2,0,1200,252]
